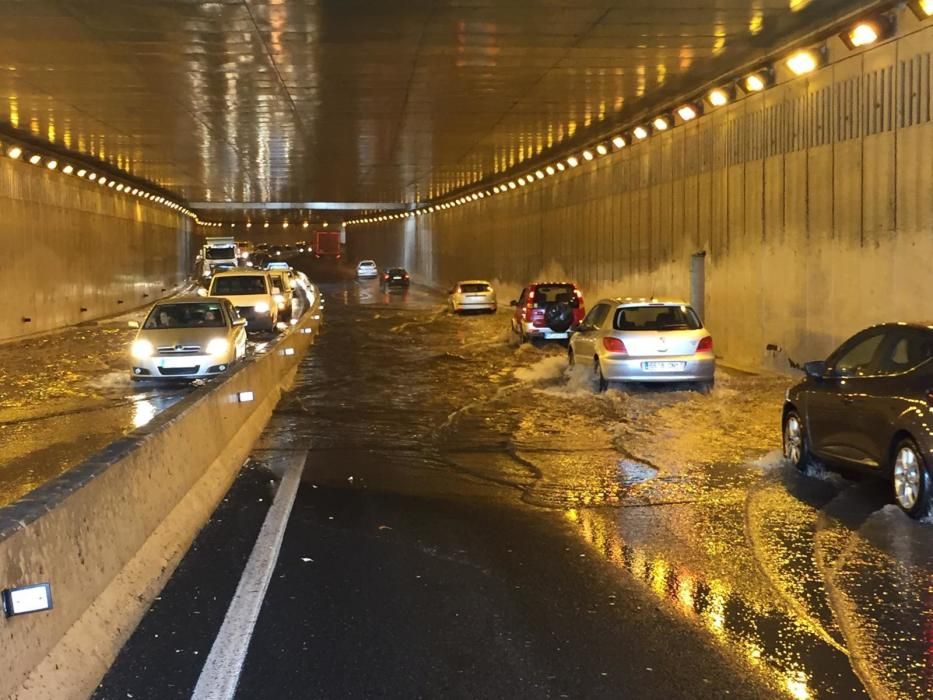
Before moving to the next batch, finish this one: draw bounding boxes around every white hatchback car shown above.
[357,260,379,278]
[449,280,497,314]
[206,270,281,332]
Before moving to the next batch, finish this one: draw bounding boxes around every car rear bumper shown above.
[454,302,497,311]
[602,354,715,382]
[357,270,379,278]
[520,321,571,340]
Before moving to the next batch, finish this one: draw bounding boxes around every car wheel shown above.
[892,438,931,518]
[568,348,575,367]
[594,358,608,393]
[696,379,714,395]
[783,410,810,472]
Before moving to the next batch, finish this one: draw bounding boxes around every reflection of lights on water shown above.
[133,399,156,428]
[704,581,727,635]
[564,509,578,522]
[785,671,811,700]
[650,557,669,595]
[676,575,695,611]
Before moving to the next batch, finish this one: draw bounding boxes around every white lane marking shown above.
[191,452,307,700]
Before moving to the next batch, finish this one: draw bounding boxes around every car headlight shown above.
[131,339,154,359]
[206,338,229,355]
[254,301,271,313]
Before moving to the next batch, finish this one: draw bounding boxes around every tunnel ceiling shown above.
[2,0,863,208]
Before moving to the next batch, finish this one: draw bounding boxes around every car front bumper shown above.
[601,354,715,382]
[132,353,234,380]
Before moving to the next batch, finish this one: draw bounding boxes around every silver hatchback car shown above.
[569,297,715,393]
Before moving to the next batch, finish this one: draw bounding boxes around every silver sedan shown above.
[569,297,715,393]
[449,280,497,314]
[130,297,248,380]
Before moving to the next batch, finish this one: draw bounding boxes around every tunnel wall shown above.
[0,157,192,342]
[349,24,933,372]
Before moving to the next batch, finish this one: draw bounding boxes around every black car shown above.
[382,268,411,288]
[782,322,933,517]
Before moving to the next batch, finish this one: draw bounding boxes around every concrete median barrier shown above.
[0,309,321,699]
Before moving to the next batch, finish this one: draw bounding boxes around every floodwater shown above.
[0,287,316,507]
[263,277,931,699]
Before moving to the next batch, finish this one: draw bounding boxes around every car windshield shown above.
[144,303,226,329]
[460,283,490,293]
[388,269,407,275]
[206,246,236,260]
[359,261,376,267]
[613,305,702,331]
[211,276,267,295]
[532,284,577,308]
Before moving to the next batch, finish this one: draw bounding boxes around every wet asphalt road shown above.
[100,272,932,699]
[0,277,313,508]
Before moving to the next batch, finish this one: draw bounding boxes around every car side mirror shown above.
[197,287,209,297]
[509,300,518,307]
[128,320,140,329]
[803,360,828,379]
[233,318,247,327]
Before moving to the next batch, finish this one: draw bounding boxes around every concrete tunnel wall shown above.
[348,24,933,373]
[0,157,193,342]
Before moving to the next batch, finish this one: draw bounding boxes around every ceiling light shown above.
[508,181,517,189]
[909,0,933,19]
[130,188,138,195]
[545,165,556,175]
[566,156,579,167]
[108,180,116,187]
[707,88,731,107]
[98,177,108,185]
[652,115,671,131]
[492,185,500,193]
[88,172,97,181]
[633,126,649,140]
[596,144,608,156]
[556,162,566,171]
[264,222,270,228]
[677,104,699,121]
[46,159,58,170]
[283,221,289,228]
[612,135,626,149]
[517,177,527,186]
[28,154,41,165]
[740,68,773,93]
[6,146,22,159]
[62,164,74,175]
[303,221,309,228]
[246,222,252,228]
[786,49,820,76]
[535,169,545,179]
[582,149,594,161]
[116,184,124,191]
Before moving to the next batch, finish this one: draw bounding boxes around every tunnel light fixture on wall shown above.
[908,0,933,18]
[556,161,566,172]
[611,135,626,149]
[45,159,58,170]
[566,155,580,168]
[62,164,74,175]
[840,16,892,49]
[652,114,672,131]
[705,86,733,108]
[676,103,700,121]
[595,143,609,156]
[739,68,773,93]
[28,154,41,165]
[785,47,823,75]
[632,125,650,141]
[6,145,22,159]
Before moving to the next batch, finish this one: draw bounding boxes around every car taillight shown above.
[404,274,410,279]
[603,337,627,354]
[696,336,713,353]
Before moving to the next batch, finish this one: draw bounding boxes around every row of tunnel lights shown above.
[346,7,930,227]
[2,141,196,220]
[199,220,330,229]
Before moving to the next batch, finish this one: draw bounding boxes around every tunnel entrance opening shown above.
[690,252,706,322]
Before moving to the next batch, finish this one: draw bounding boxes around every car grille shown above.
[158,366,199,376]
[157,345,202,355]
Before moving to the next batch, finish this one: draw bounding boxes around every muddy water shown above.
[272,278,932,699]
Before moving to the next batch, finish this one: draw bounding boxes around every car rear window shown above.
[460,283,490,293]
[206,246,236,260]
[613,305,701,331]
[144,303,226,329]
[211,276,267,295]
[532,284,576,308]
[359,261,376,267]
[387,269,407,275]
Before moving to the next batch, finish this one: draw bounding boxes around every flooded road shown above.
[246,277,930,699]
[98,274,932,699]
[0,286,316,508]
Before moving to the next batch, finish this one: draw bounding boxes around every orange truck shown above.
[312,230,341,260]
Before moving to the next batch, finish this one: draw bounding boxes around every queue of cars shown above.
[131,248,313,383]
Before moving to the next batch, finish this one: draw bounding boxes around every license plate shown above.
[544,332,569,340]
[159,356,199,368]
[642,361,686,372]
[393,276,402,280]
